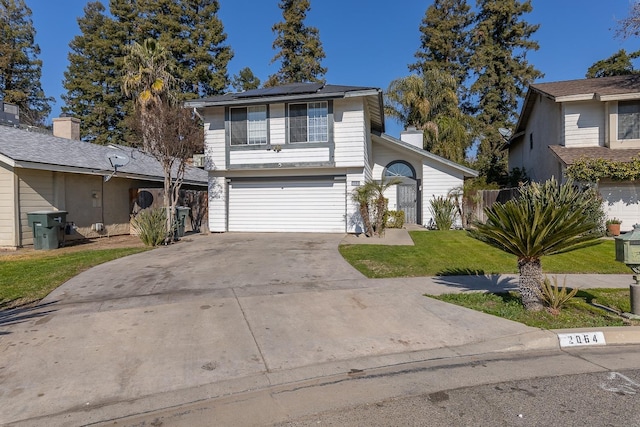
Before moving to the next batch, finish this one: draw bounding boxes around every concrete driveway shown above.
[0,233,551,426]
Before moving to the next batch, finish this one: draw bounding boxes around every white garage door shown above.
[599,182,640,231]
[228,178,346,232]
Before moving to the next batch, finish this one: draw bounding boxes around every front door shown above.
[398,184,417,224]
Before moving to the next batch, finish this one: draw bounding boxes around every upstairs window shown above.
[289,101,328,143]
[618,101,640,140]
[231,105,267,145]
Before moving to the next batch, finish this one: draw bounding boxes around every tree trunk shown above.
[359,202,374,237]
[518,257,544,311]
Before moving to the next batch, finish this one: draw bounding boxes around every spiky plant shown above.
[131,208,167,247]
[429,195,457,230]
[469,178,603,311]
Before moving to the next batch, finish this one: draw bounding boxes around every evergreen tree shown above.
[231,67,261,91]
[0,0,52,126]
[409,0,473,91]
[62,2,128,145]
[468,0,542,185]
[62,0,232,144]
[267,0,327,86]
[586,49,640,78]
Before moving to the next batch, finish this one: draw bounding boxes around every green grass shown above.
[430,289,639,329]
[0,247,148,309]
[339,230,630,278]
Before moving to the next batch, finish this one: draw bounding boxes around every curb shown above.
[552,326,640,347]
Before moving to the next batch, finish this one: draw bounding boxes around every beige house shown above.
[508,75,640,231]
[0,117,207,249]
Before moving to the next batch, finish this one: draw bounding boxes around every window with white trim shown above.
[230,105,267,145]
[289,101,328,143]
[618,101,640,140]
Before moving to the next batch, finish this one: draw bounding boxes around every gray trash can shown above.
[27,211,68,250]
[175,206,190,238]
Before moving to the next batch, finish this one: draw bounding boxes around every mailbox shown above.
[615,224,640,267]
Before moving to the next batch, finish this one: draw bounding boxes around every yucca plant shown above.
[429,195,456,230]
[538,275,578,315]
[131,208,167,246]
[469,178,603,311]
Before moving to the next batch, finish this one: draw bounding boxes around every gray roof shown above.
[185,82,385,133]
[0,125,207,185]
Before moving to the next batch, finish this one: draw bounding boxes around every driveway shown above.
[0,233,547,426]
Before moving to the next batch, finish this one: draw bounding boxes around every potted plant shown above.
[606,218,622,236]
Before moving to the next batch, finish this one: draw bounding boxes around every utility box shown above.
[615,224,640,265]
[27,211,68,250]
[175,206,190,238]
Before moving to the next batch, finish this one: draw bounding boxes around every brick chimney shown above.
[400,126,424,149]
[52,116,81,140]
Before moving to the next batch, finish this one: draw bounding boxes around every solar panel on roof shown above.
[235,82,324,98]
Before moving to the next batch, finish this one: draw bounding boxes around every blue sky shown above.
[29,0,638,138]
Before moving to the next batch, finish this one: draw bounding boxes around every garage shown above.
[599,181,640,232]
[228,177,347,232]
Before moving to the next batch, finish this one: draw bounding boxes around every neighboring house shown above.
[185,83,477,233]
[0,117,207,249]
[508,75,640,231]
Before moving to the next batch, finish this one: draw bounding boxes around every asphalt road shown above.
[98,345,640,427]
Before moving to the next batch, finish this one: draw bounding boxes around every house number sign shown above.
[557,332,606,347]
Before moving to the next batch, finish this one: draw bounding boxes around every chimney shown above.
[52,116,81,140]
[400,126,424,149]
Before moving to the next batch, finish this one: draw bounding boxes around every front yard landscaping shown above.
[339,230,630,278]
[341,230,636,329]
[430,288,640,329]
[0,246,148,310]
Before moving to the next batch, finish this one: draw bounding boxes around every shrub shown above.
[429,195,456,230]
[131,208,167,246]
[386,210,405,229]
[538,275,578,315]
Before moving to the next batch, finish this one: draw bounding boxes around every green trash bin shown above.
[175,206,190,238]
[27,211,68,250]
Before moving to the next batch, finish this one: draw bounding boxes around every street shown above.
[99,345,640,427]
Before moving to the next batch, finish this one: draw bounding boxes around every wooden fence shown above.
[465,187,520,223]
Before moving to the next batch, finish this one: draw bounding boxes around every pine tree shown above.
[232,67,261,92]
[409,0,473,91]
[62,2,129,145]
[586,49,640,78]
[469,0,542,185]
[267,0,327,86]
[62,0,232,144]
[0,0,52,126]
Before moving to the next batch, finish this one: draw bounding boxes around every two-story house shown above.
[185,83,477,233]
[508,75,640,230]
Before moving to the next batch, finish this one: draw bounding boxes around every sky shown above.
[28,0,640,139]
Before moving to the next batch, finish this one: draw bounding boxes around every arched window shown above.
[384,161,416,179]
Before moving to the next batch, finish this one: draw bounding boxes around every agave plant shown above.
[469,178,603,311]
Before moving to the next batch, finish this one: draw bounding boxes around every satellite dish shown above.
[498,128,513,139]
[106,152,130,170]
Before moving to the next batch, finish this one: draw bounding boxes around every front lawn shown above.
[339,230,629,278]
[429,288,640,329]
[0,247,148,309]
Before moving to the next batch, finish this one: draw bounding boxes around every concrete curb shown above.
[552,326,640,346]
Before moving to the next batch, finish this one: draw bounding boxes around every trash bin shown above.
[174,206,190,238]
[27,211,68,250]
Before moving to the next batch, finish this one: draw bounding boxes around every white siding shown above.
[230,147,330,165]
[334,98,366,167]
[345,169,366,233]
[371,143,422,181]
[205,107,226,170]
[509,95,563,182]
[228,178,346,232]
[563,101,605,147]
[208,176,227,232]
[422,160,464,226]
[599,181,640,232]
[0,165,16,247]
[270,103,286,144]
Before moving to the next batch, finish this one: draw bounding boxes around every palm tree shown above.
[351,185,375,237]
[384,71,473,163]
[469,179,603,311]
